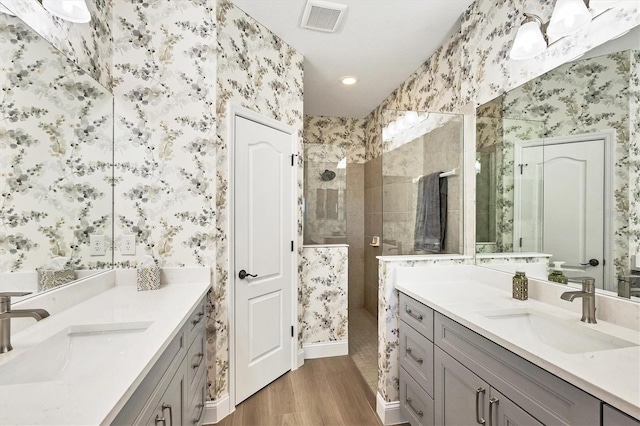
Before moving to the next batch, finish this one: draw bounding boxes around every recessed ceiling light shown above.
[341,76,358,85]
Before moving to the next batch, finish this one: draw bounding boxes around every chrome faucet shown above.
[0,292,50,353]
[561,277,597,324]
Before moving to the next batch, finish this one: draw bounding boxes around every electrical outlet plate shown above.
[89,234,105,256]
[121,235,136,256]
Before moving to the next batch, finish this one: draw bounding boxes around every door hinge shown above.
[291,241,294,252]
[291,326,294,337]
[519,237,522,248]
[291,154,295,166]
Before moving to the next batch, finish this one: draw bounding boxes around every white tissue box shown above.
[37,269,77,292]
[137,267,161,291]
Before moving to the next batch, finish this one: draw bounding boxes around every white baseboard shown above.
[297,348,305,368]
[303,340,348,359]
[376,392,405,425]
[202,393,232,425]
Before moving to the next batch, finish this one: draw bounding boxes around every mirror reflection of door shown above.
[514,133,613,290]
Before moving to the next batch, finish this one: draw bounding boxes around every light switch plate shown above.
[90,234,105,256]
[121,235,136,256]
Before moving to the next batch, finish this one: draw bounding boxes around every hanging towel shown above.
[414,172,448,252]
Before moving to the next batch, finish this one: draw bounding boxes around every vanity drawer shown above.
[399,320,434,397]
[187,298,206,346]
[399,293,433,340]
[400,366,434,426]
[188,374,207,426]
[187,332,206,397]
[434,313,600,426]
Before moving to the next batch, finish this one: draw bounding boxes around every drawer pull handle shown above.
[489,397,499,426]
[192,403,205,424]
[155,415,166,426]
[406,347,424,364]
[162,403,173,426]
[191,311,204,326]
[192,352,204,369]
[405,306,424,321]
[406,397,424,418]
[475,388,486,425]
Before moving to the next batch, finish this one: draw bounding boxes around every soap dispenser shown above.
[548,261,568,284]
[512,271,528,300]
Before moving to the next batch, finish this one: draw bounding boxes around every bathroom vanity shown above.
[395,268,640,426]
[0,269,210,425]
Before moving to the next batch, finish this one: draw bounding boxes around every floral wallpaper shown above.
[628,51,640,271]
[111,0,217,395]
[304,116,366,163]
[0,14,113,274]
[1,0,114,90]
[377,256,473,402]
[215,0,304,401]
[299,246,348,346]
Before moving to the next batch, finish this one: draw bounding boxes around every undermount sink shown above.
[478,308,637,354]
[0,322,152,386]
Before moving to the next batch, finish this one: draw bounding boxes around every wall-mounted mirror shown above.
[382,110,464,256]
[0,9,114,302]
[475,26,640,300]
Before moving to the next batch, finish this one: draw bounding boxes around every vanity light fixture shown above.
[509,0,611,61]
[340,76,358,85]
[41,0,91,23]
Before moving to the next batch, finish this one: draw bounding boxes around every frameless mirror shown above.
[0,9,114,302]
[475,26,640,301]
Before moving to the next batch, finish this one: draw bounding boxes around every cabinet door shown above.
[146,367,185,426]
[488,388,542,426]
[603,405,640,426]
[434,346,489,426]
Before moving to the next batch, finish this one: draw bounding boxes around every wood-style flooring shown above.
[216,356,382,426]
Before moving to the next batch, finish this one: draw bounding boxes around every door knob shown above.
[238,270,257,279]
[580,259,599,267]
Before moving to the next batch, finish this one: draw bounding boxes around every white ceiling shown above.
[230,0,475,118]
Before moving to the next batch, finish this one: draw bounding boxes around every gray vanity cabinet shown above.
[398,292,611,426]
[603,405,640,426]
[112,297,207,426]
[434,346,488,425]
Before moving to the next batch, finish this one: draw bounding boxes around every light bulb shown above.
[42,0,91,23]
[547,0,591,39]
[509,19,548,60]
[405,111,419,126]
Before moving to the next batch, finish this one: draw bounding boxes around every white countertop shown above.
[0,276,210,425]
[396,279,640,419]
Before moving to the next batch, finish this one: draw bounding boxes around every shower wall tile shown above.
[299,246,348,345]
[347,163,365,309]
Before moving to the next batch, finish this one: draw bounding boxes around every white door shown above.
[234,115,293,404]
[515,138,605,286]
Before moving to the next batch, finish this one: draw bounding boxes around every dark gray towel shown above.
[414,172,447,252]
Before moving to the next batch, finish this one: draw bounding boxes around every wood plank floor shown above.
[217,356,382,426]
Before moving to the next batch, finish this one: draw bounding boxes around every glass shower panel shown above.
[303,144,347,245]
[381,111,464,256]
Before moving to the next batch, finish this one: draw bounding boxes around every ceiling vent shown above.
[300,0,347,33]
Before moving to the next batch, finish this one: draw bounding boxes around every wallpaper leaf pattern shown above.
[0,14,113,275]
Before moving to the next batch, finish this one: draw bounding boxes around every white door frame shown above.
[227,103,299,410]
[513,129,616,290]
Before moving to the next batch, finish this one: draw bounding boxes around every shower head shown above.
[320,169,336,181]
